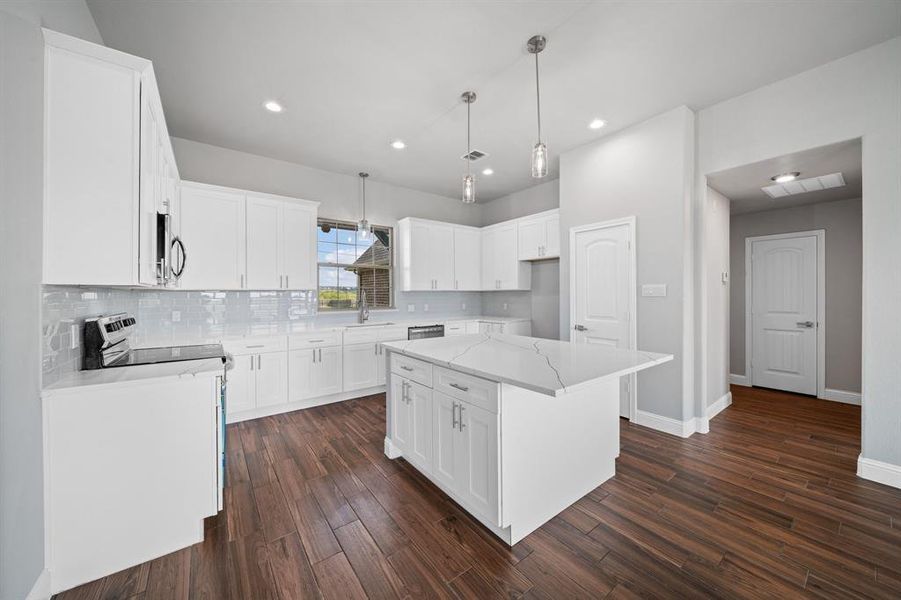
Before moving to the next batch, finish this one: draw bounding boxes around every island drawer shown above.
[289,330,341,349]
[390,353,433,387]
[434,366,498,414]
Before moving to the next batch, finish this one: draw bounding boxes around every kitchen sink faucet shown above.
[358,290,370,324]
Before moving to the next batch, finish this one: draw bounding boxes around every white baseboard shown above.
[633,409,696,438]
[26,568,51,600]
[857,455,901,490]
[820,388,861,405]
[707,391,733,420]
[729,373,750,386]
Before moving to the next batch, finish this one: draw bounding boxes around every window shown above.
[317,218,393,311]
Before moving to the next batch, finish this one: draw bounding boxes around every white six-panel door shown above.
[750,235,818,395]
[570,220,635,418]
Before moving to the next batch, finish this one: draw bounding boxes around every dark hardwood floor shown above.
[56,385,901,599]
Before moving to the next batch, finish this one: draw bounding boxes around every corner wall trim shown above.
[857,455,901,490]
[26,568,51,600]
[821,388,861,405]
[729,373,750,386]
[633,410,696,438]
[707,391,733,420]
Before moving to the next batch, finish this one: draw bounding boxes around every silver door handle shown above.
[458,405,466,431]
[449,383,469,392]
[250,355,254,371]
[400,365,413,372]
[401,380,408,403]
[240,274,244,288]
[312,350,316,363]
[285,275,289,288]
[797,321,815,328]
[574,324,588,331]
[280,275,284,288]
[452,402,459,429]
[308,339,324,343]
[257,355,261,369]
[318,348,322,362]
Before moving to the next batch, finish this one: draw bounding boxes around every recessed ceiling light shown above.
[589,118,606,130]
[263,100,283,113]
[771,172,800,183]
[390,140,406,150]
[482,168,494,176]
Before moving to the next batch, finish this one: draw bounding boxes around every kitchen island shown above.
[381,333,672,545]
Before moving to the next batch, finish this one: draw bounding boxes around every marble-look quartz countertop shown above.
[43,357,225,394]
[381,333,673,397]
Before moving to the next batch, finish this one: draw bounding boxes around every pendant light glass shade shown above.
[462,174,475,204]
[531,141,548,178]
[357,172,371,240]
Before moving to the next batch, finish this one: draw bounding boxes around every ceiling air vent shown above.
[461,149,488,161]
[762,172,846,199]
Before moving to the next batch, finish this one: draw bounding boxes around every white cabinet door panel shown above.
[227,354,255,416]
[288,349,314,402]
[408,221,433,291]
[430,224,456,290]
[313,346,343,397]
[458,401,499,523]
[179,185,246,290]
[544,213,560,258]
[407,381,433,470]
[517,219,544,261]
[255,352,288,408]
[246,196,282,290]
[453,227,481,290]
[343,343,379,391]
[432,391,461,490]
[282,202,316,290]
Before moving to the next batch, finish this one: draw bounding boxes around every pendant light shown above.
[527,35,548,178]
[357,172,371,240]
[461,91,477,204]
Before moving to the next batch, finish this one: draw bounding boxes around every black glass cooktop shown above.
[109,343,227,367]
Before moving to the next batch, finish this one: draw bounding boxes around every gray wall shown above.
[480,179,560,340]
[730,197,862,393]
[560,107,695,421]
[1,3,103,598]
[0,13,45,600]
[705,187,730,407]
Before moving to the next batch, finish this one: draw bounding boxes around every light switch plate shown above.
[461,302,466,311]
[423,304,429,312]
[407,304,415,312]
[171,310,181,322]
[503,303,508,311]
[641,284,667,297]
[722,271,729,284]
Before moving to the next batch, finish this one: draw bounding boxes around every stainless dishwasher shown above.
[407,324,445,340]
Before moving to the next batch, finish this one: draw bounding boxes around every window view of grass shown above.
[317,219,392,311]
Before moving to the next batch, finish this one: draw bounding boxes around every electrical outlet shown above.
[171,310,181,322]
[503,302,508,311]
[423,303,429,312]
[461,302,466,311]
[69,324,79,350]
[407,304,415,312]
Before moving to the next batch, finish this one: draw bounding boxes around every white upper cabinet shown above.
[483,222,530,291]
[43,31,145,286]
[399,219,455,291]
[179,183,318,291]
[517,209,559,260]
[178,183,247,290]
[453,227,482,290]
[281,201,317,291]
[246,193,318,290]
[245,196,283,289]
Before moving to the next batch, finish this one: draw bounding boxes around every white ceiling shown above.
[86,1,901,202]
[707,139,862,214]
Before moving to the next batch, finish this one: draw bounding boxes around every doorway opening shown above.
[706,138,863,408]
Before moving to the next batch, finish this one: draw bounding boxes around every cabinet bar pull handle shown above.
[250,355,254,371]
[257,355,261,369]
[318,348,321,362]
[246,344,265,348]
[280,275,284,288]
[400,365,413,372]
[308,339,324,343]
[312,350,316,363]
[459,405,466,431]
[449,382,469,392]
[286,275,289,288]
[240,274,244,288]
[452,402,459,429]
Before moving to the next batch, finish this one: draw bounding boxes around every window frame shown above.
[316,217,395,312]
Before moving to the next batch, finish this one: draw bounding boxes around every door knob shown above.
[796,321,815,328]
[574,324,588,331]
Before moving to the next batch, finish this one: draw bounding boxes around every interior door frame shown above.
[745,229,826,398]
[569,216,638,420]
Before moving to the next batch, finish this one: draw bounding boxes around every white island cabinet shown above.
[382,333,672,545]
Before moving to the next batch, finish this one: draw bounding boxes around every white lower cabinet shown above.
[343,342,380,391]
[227,353,255,414]
[254,351,289,408]
[288,347,342,404]
[223,339,289,419]
[390,355,500,526]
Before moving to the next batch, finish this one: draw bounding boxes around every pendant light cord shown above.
[534,52,542,143]
[466,100,471,176]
